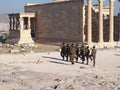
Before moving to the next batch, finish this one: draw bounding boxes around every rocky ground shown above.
[0,43,120,90]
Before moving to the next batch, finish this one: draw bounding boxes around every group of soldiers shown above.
[60,43,97,66]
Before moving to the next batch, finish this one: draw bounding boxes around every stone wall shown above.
[6,30,20,44]
[25,0,84,42]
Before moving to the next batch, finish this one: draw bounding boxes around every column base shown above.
[86,42,120,49]
[109,40,114,43]
[114,41,120,48]
[18,29,34,44]
[87,41,92,44]
[92,42,115,49]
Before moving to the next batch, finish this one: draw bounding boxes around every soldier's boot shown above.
[71,60,74,64]
[71,62,74,64]
[82,60,84,64]
[89,55,93,61]
[70,57,74,65]
[66,56,68,61]
[76,56,78,63]
[82,57,85,64]
[63,56,65,60]
[86,59,89,65]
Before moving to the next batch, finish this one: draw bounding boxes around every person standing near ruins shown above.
[79,45,86,64]
[60,43,66,60]
[70,44,76,64]
[75,43,80,63]
[65,43,70,61]
[85,46,90,65]
[90,46,97,66]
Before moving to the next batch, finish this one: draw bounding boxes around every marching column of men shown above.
[60,43,97,66]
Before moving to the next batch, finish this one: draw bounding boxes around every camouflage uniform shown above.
[85,46,90,65]
[75,43,80,63]
[65,44,70,61]
[80,45,86,64]
[90,46,97,66]
[70,44,76,64]
[60,43,66,60]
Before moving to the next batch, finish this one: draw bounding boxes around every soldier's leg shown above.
[63,55,65,60]
[60,52,63,57]
[70,56,74,64]
[72,57,74,64]
[79,54,82,59]
[70,56,72,63]
[89,55,93,61]
[61,53,64,60]
[86,56,89,65]
[76,55,78,63]
[93,56,95,66]
[82,55,85,64]
[63,52,67,60]
[66,54,68,61]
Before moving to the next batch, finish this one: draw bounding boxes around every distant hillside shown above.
[0,14,9,31]
[0,14,9,23]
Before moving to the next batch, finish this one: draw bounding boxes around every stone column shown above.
[14,17,17,30]
[20,17,23,30]
[9,17,12,30]
[99,0,104,43]
[118,13,120,42]
[28,17,31,29]
[87,0,92,44]
[16,17,19,30]
[109,0,115,42]
[13,17,15,30]
[11,17,13,30]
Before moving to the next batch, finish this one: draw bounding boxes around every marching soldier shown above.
[65,43,70,61]
[85,46,90,65]
[90,46,97,66]
[75,43,80,63]
[79,45,86,64]
[60,43,66,60]
[70,44,76,64]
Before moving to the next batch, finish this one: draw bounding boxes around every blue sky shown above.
[0,0,120,15]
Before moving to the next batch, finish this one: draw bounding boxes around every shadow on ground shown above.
[49,61,69,65]
[42,56,69,65]
[114,54,120,56]
[42,56,62,61]
[117,66,120,68]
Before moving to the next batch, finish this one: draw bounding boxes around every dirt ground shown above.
[0,43,60,54]
[0,43,120,90]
